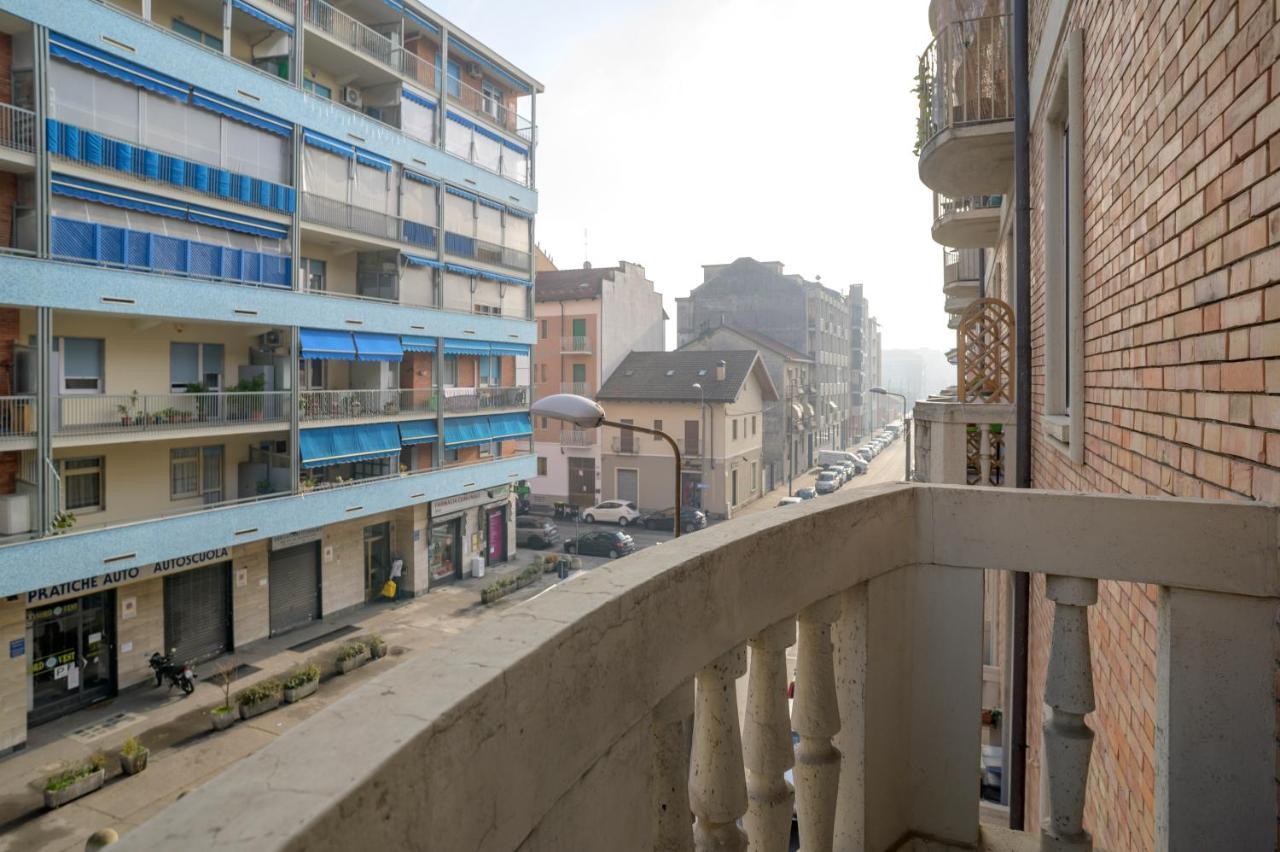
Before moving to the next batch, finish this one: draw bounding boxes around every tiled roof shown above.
[597,350,777,403]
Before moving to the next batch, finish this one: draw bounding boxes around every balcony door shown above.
[618,418,634,454]
[684,420,700,456]
[170,343,224,393]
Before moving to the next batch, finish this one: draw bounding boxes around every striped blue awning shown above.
[505,206,532,219]
[502,138,528,155]
[443,415,491,448]
[403,170,438,186]
[401,87,437,110]
[402,253,444,269]
[445,185,477,202]
[489,413,532,439]
[355,149,393,171]
[303,130,356,158]
[300,328,356,360]
[191,87,292,136]
[300,423,402,468]
[49,33,188,101]
[352,332,403,362]
[443,338,491,356]
[399,419,439,445]
[489,342,530,357]
[231,0,294,36]
[445,110,475,130]
[401,335,437,352]
[477,196,504,211]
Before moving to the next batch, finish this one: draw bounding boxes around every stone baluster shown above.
[652,680,694,852]
[1041,575,1096,852]
[690,646,749,852]
[793,596,842,851]
[743,619,797,851]
[833,583,868,848]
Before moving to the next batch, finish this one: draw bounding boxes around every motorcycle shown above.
[148,650,196,695]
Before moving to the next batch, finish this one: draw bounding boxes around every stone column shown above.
[793,596,842,852]
[690,646,748,852]
[652,680,694,852]
[743,619,796,850]
[833,583,867,848]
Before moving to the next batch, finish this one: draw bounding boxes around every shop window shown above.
[172,19,223,51]
[59,337,104,394]
[63,457,103,511]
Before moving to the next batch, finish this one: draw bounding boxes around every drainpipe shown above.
[1009,0,1031,833]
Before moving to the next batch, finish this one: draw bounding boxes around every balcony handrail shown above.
[304,0,399,70]
[560,335,591,353]
[441,385,529,414]
[122,483,1280,851]
[559,381,592,395]
[943,247,983,283]
[933,193,1003,222]
[55,391,290,435]
[442,231,532,273]
[299,388,439,422]
[446,69,535,144]
[559,428,595,447]
[916,14,1013,153]
[300,192,438,251]
[0,102,35,154]
[0,394,36,436]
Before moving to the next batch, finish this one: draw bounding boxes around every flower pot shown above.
[283,679,318,703]
[210,708,237,731]
[337,649,370,674]
[368,642,387,660]
[44,768,105,809]
[119,749,149,776]
[239,694,282,720]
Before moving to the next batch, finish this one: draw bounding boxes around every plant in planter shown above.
[50,511,76,535]
[235,677,283,720]
[118,735,149,776]
[283,664,321,703]
[256,479,273,495]
[44,754,107,809]
[365,633,388,660]
[210,661,238,732]
[116,389,139,426]
[335,641,369,674]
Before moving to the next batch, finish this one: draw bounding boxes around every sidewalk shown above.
[0,552,561,852]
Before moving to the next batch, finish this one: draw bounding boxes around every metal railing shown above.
[304,0,399,69]
[559,429,595,448]
[260,0,297,14]
[943,247,982,284]
[56,392,290,435]
[301,193,438,251]
[400,50,437,91]
[299,388,438,422]
[560,381,591,395]
[447,71,534,144]
[560,336,590,354]
[442,233,531,273]
[933,193,1002,222]
[0,103,35,154]
[0,395,35,436]
[916,14,1013,153]
[442,386,529,414]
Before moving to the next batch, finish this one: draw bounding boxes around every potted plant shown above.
[50,512,76,535]
[300,477,316,492]
[256,479,273,495]
[116,389,139,426]
[335,641,369,674]
[366,633,388,660]
[235,677,283,720]
[118,735,148,776]
[283,664,321,703]
[210,662,238,732]
[43,755,107,809]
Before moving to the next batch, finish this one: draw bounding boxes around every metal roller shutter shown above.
[269,543,320,636]
[164,562,231,665]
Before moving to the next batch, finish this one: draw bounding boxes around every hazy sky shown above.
[430,0,949,352]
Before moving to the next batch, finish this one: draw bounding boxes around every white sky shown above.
[430,0,949,351]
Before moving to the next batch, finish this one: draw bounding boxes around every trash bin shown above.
[471,554,485,578]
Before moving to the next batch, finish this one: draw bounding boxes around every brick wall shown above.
[1021,2,1280,848]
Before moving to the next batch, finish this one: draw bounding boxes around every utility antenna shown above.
[583,228,589,266]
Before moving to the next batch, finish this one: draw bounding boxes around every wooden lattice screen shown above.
[956,298,1014,403]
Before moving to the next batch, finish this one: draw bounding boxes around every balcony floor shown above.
[932,207,1002,248]
[919,121,1015,197]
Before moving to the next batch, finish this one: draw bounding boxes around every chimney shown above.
[716,360,726,382]
[583,261,592,269]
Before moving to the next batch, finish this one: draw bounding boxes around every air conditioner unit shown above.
[342,86,363,108]
[260,330,282,348]
[465,61,482,78]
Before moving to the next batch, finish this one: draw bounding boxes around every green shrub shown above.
[119,736,145,758]
[284,664,321,690]
[234,677,282,707]
[44,755,106,792]
[336,641,368,663]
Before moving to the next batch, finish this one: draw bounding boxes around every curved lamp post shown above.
[531,394,684,538]
[870,386,910,481]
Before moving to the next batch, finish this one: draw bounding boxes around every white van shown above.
[817,450,859,467]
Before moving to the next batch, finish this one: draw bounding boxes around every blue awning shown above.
[474,125,507,145]
[445,185,477,202]
[505,206,532,219]
[52,174,185,217]
[403,170,438,186]
[231,0,294,36]
[49,33,189,101]
[300,423,402,468]
[444,263,476,277]
[355,149,393,171]
[401,87,437,110]
[303,130,356,158]
[191,87,292,136]
[477,196,504,211]
[187,208,289,240]
[352,332,403,362]
[502,138,528,155]
[402,253,444,269]
[379,0,403,10]
[402,5,439,33]
[300,328,357,360]
[490,342,530,357]
[445,110,475,130]
[476,269,532,287]
[443,415,491,448]
[399,419,439,445]
[448,40,531,94]
[401,335,437,352]
[489,413,532,439]
[443,338,491,356]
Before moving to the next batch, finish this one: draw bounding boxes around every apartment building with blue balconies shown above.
[0,0,540,751]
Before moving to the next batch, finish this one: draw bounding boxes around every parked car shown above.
[815,471,841,494]
[564,530,636,559]
[795,487,817,500]
[515,516,559,549]
[582,500,641,526]
[849,457,868,474]
[822,464,846,485]
[836,462,858,479]
[641,506,708,533]
[776,497,803,507]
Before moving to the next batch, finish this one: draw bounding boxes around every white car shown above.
[583,500,641,526]
[776,497,803,507]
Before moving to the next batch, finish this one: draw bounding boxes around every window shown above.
[442,354,459,386]
[540,416,548,429]
[653,419,663,440]
[170,343,224,392]
[479,355,498,386]
[732,419,738,440]
[540,364,547,383]
[444,447,459,464]
[303,78,332,100]
[752,416,757,436]
[62,457,103,511]
[60,338,104,394]
[539,320,547,339]
[447,61,461,98]
[172,19,222,51]
[571,363,586,384]
[299,358,326,390]
[537,456,547,476]
[478,441,492,457]
[571,318,587,339]
[170,445,224,502]
[303,258,327,292]
[481,80,504,120]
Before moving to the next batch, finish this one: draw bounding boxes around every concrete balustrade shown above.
[117,483,1280,852]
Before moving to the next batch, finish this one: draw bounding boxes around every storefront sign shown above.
[9,638,22,658]
[26,547,230,604]
[270,527,323,551]
[430,485,509,517]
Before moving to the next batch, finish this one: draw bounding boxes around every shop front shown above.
[163,560,233,665]
[268,528,323,637]
[26,591,115,726]
[428,515,462,584]
[428,486,513,589]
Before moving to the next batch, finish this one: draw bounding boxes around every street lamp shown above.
[691,382,705,508]
[870,387,911,482]
[532,394,685,538]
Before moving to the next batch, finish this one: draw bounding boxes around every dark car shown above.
[564,530,636,559]
[795,487,817,500]
[641,506,708,533]
[515,516,559,549]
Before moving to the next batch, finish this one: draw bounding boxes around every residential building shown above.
[0,0,539,752]
[595,350,777,517]
[678,323,814,489]
[530,260,665,507]
[676,258,853,450]
[849,282,867,441]
[863,314,885,433]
